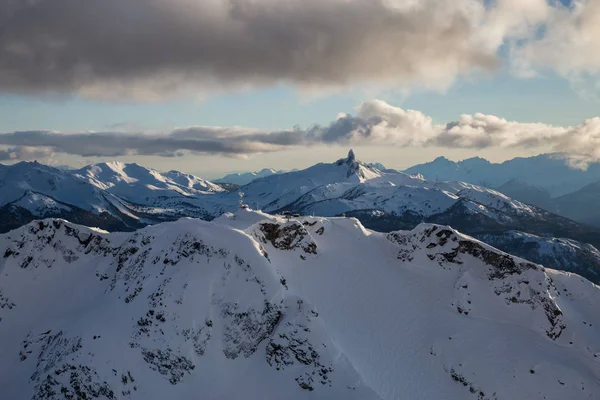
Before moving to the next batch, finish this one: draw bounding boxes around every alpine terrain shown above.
[2,152,600,284]
[0,210,599,399]
[214,168,283,186]
[404,154,600,227]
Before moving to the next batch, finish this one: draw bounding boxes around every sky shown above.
[1,0,600,178]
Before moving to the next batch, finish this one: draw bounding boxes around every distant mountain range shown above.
[214,168,284,186]
[404,153,600,227]
[235,150,600,283]
[0,161,227,233]
[214,164,386,187]
[2,151,600,283]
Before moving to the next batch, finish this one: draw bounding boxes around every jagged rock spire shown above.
[347,149,355,163]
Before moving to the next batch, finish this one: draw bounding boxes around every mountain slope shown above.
[214,168,282,186]
[404,153,600,198]
[0,161,111,214]
[476,231,600,285]
[0,213,599,399]
[0,162,226,233]
[241,150,536,221]
[238,152,600,280]
[553,181,600,227]
[74,162,224,198]
[0,191,138,233]
[496,179,557,212]
[403,153,600,226]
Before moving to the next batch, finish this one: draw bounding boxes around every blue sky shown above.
[1,69,598,133]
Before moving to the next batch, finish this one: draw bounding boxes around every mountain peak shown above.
[332,149,383,181]
[335,149,358,166]
[347,149,356,163]
[432,156,454,164]
[460,156,491,166]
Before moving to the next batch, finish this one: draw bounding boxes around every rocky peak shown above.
[334,149,373,179]
[336,149,357,166]
[431,156,455,165]
[347,149,356,163]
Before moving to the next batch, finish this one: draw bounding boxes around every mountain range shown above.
[0,161,226,233]
[1,212,599,399]
[1,151,600,284]
[404,153,600,227]
[214,168,284,186]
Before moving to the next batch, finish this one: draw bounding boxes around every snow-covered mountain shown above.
[3,153,600,284]
[404,153,600,198]
[1,212,599,399]
[476,231,600,285]
[240,151,600,241]
[0,161,111,215]
[403,153,600,226]
[214,168,283,186]
[0,161,226,233]
[240,150,545,219]
[239,149,385,211]
[3,152,594,240]
[74,161,224,198]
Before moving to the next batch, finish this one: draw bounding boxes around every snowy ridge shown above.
[2,153,600,287]
[404,153,600,197]
[403,153,600,227]
[74,161,224,197]
[0,161,226,232]
[214,168,282,186]
[476,230,600,285]
[12,191,73,217]
[240,150,541,222]
[0,152,579,230]
[0,161,111,215]
[1,212,599,399]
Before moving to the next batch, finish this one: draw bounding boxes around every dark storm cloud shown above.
[0,0,498,99]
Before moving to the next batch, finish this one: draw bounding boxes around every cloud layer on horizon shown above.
[2,99,600,166]
[0,0,595,100]
[0,146,54,162]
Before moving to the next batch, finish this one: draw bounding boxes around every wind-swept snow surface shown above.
[0,211,599,399]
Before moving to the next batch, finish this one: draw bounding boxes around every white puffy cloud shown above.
[513,0,600,86]
[1,100,599,163]
[0,146,54,161]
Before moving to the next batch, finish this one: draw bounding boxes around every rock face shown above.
[476,231,600,285]
[1,211,600,400]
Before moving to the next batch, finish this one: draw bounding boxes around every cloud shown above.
[0,0,545,100]
[1,99,599,162]
[0,145,54,161]
[512,0,600,89]
[1,0,599,100]
[0,129,294,158]
[437,113,567,149]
